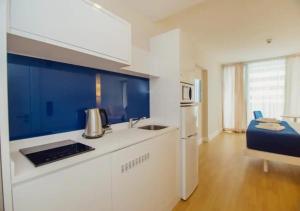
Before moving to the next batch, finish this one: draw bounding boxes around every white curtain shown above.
[284,55,300,116]
[234,64,247,131]
[223,65,235,129]
[246,59,286,122]
[223,64,246,131]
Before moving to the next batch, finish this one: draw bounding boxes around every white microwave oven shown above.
[181,82,194,104]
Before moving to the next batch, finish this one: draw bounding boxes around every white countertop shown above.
[10,120,178,185]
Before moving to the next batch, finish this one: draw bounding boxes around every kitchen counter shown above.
[10,120,178,185]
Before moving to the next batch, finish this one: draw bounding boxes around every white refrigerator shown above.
[180,104,199,200]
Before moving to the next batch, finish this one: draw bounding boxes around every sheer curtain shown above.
[223,65,235,130]
[246,59,286,122]
[284,55,300,116]
[234,64,247,131]
[223,64,246,132]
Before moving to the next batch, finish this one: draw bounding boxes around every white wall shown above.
[196,52,223,139]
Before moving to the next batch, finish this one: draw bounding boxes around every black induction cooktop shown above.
[20,140,95,167]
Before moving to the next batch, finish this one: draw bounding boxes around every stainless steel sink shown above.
[138,125,168,130]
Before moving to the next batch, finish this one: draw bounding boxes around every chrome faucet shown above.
[129,117,146,128]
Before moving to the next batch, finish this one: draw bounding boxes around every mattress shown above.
[246,120,300,157]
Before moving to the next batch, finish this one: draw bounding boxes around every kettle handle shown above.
[99,109,109,128]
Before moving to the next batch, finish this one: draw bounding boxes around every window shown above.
[246,59,286,122]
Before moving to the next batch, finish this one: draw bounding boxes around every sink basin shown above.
[138,125,168,130]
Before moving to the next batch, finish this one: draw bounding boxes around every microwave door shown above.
[182,86,190,101]
[182,83,194,103]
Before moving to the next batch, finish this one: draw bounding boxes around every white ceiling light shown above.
[82,0,102,10]
[93,3,102,9]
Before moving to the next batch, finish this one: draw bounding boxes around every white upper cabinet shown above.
[9,0,131,66]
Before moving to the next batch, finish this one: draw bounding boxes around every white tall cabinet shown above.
[149,29,197,127]
[149,29,181,127]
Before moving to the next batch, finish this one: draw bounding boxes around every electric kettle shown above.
[83,108,109,139]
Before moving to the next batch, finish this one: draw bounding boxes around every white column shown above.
[0,0,14,210]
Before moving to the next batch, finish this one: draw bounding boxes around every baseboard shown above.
[198,136,211,145]
[197,137,203,145]
[208,129,223,141]
[166,197,180,211]
[202,137,209,143]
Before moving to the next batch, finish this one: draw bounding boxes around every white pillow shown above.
[256,118,280,123]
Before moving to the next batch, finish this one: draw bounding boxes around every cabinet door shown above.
[10,0,131,64]
[111,131,179,211]
[13,155,112,211]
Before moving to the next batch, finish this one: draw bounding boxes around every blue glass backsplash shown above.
[8,54,150,141]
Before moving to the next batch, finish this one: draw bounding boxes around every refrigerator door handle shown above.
[187,133,198,138]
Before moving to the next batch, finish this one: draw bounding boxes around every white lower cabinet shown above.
[111,131,179,211]
[13,154,112,211]
[12,130,179,211]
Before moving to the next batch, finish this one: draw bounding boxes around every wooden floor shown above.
[173,132,300,211]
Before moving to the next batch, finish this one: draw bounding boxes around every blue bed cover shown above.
[246,120,300,157]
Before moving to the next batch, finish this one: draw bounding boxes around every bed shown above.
[245,120,300,172]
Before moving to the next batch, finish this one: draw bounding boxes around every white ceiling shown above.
[118,0,206,21]
[158,0,300,63]
[119,0,300,64]
[102,0,300,63]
